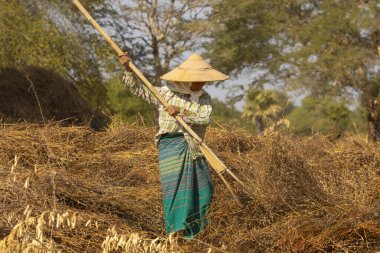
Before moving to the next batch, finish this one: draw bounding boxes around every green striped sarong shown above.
[158,132,213,238]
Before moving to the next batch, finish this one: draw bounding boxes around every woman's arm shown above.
[163,98,212,126]
[119,52,160,106]
[122,71,160,106]
[180,95,212,125]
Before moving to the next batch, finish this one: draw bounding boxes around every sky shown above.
[205,81,245,110]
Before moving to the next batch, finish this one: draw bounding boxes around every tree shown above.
[281,1,380,140]
[68,0,210,122]
[106,77,155,124]
[98,0,210,123]
[242,88,290,133]
[286,95,350,135]
[205,0,282,77]
[105,0,209,85]
[207,0,380,140]
[211,99,254,130]
[0,0,113,108]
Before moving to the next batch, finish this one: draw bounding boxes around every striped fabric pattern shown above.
[158,132,213,238]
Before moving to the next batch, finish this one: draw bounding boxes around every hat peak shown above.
[179,53,211,69]
[187,53,203,60]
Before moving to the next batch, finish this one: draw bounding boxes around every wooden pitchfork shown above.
[72,0,250,206]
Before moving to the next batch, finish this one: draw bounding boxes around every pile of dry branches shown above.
[0,121,379,252]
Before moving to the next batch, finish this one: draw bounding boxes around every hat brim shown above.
[161,68,229,82]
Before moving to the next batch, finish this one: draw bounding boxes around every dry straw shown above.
[0,121,379,252]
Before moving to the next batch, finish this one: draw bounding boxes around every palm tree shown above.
[243,88,289,133]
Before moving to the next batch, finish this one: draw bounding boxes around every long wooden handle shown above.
[72,0,202,144]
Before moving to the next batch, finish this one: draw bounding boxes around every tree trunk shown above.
[366,91,380,141]
[151,35,162,86]
[151,35,161,126]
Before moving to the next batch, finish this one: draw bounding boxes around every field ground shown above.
[0,121,379,252]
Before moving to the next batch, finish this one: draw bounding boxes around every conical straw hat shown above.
[161,53,229,82]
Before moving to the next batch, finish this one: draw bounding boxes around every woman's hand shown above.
[119,52,132,71]
[165,105,180,116]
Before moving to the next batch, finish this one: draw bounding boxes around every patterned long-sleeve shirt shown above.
[122,71,212,158]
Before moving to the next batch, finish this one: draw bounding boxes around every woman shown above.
[119,53,229,238]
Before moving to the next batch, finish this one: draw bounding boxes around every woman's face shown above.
[190,82,206,91]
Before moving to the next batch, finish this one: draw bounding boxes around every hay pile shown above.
[0,121,379,252]
[0,66,109,130]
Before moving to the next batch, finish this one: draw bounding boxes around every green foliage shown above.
[207,0,380,138]
[282,1,380,95]
[209,0,379,88]
[106,77,155,125]
[347,105,368,134]
[286,96,352,134]
[206,0,282,74]
[211,99,254,131]
[243,88,291,132]
[0,0,229,126]
[0,0,112,108]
